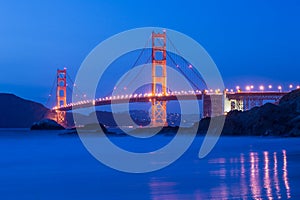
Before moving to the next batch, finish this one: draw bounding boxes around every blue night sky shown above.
[0,0,299,106]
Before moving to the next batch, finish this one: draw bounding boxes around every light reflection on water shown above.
[149,150,292,199]
[149,178,179,200]
[283,150,291,199]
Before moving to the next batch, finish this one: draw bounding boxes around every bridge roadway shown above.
[57,93,206,111]
[55,91,287,112]
[226,91,287,100]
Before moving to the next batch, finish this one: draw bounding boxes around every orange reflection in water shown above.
[149,150,292,199]
[208,150,292,199]
[249,150,292,199]
[283,150,291,199]
[250,152,262,199]
[149,178,179,200]
[263,151,272,199]
[240,153,248,197]
[273,152,281,199]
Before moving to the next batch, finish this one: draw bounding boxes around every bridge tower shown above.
[56,68,67,125]
[151,31,168,127]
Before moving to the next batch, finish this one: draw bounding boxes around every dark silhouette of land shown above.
[1,90,300,137]
[0,93,49,128]
[196,89,300,137]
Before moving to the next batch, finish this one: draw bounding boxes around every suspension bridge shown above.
[47,30,293,127]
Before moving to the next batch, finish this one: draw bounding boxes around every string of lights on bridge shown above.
[229,84,300,93]
[53,83,300,110]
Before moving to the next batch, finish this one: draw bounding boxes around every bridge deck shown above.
[55,91,288,111]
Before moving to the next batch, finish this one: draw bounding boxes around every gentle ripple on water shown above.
[0,129,299,199]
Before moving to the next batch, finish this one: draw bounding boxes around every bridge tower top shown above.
[151,31,167,95]
[56,68,67,108]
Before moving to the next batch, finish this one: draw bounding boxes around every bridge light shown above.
[289,84,293,89]
[188,64,192,69]
[259,85,264,91]
[297,85,300,89]
[230,89,234,92]
[250,85,254,89]
[268,85,272,89]
[245,86,250,91]
[278,86,282,91]
[236,86,240,91]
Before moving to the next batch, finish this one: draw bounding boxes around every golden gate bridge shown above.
[46,31,295,127]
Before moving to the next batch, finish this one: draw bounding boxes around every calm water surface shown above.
[0,129,299,199]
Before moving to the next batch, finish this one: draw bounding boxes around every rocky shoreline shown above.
[196,89,300,137]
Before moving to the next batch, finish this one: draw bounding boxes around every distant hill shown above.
[69,110,151,127]
[70,110,186,127]
[0,93,49,128]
